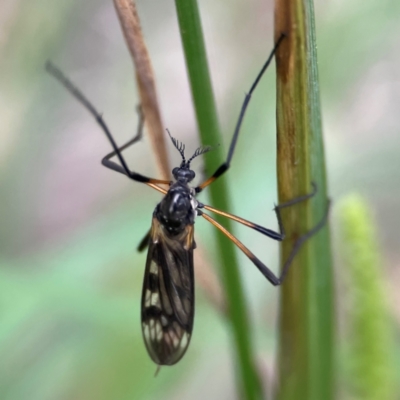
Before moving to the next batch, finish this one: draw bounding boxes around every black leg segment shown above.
[201,182,330,286]
[195,34,286,193]
[200,182,317,242]
[137,229,151,252]
[46,62,169,185]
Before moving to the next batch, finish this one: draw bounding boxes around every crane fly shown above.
[46,34,329,366]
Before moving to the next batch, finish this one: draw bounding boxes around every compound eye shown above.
[172,167,179,178]
[188,170,195,181]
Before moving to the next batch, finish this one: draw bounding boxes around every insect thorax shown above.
[155,182,197,235]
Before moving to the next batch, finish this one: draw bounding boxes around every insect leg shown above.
[200,211,281,285]
[46,62,170,188]
[199,196,330,285]
[200,203,282,240]
[137,228,151,252]
[278,199,331,283]
[195,34,286,193]
[199,183,318,241]
[272,182,318,240]
[100,106,170,191]
[99,105,144,176]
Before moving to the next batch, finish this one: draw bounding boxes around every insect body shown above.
[46,34,329,366]
[141,152,199,365]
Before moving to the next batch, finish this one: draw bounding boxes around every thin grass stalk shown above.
[174,0,263,399]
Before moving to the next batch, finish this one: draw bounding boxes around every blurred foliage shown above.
[0,0,399,399]
[338,194,397,400]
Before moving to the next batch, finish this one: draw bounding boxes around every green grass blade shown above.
[274,0,334,399]
[174,1,263,399]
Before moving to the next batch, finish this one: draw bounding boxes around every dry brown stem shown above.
[113,0,170,179]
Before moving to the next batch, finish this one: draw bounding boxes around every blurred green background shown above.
[0,0,399,399]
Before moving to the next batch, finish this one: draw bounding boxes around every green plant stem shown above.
[274,0,334,399]
[174,1,263,399]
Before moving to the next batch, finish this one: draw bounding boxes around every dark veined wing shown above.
[141,217,195,365]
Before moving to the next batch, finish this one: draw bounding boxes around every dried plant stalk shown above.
[113,0,226,316]
[113,0,170,179]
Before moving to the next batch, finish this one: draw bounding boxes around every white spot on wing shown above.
[150,261,158,274]
[150,293,159,306]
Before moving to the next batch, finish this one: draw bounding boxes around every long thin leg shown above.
[46,62,170,187]
[199,198,330,286]
[195,34,286,193]
[200,182,317,241]
[98,108,168,195]
[200,204,283,240]
[101,106,145,175]
[278,200,331,283]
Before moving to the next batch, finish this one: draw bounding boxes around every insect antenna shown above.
[166,129,186,164]
[187,145,214,165]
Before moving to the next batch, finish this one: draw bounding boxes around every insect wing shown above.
[141,217,195,365]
